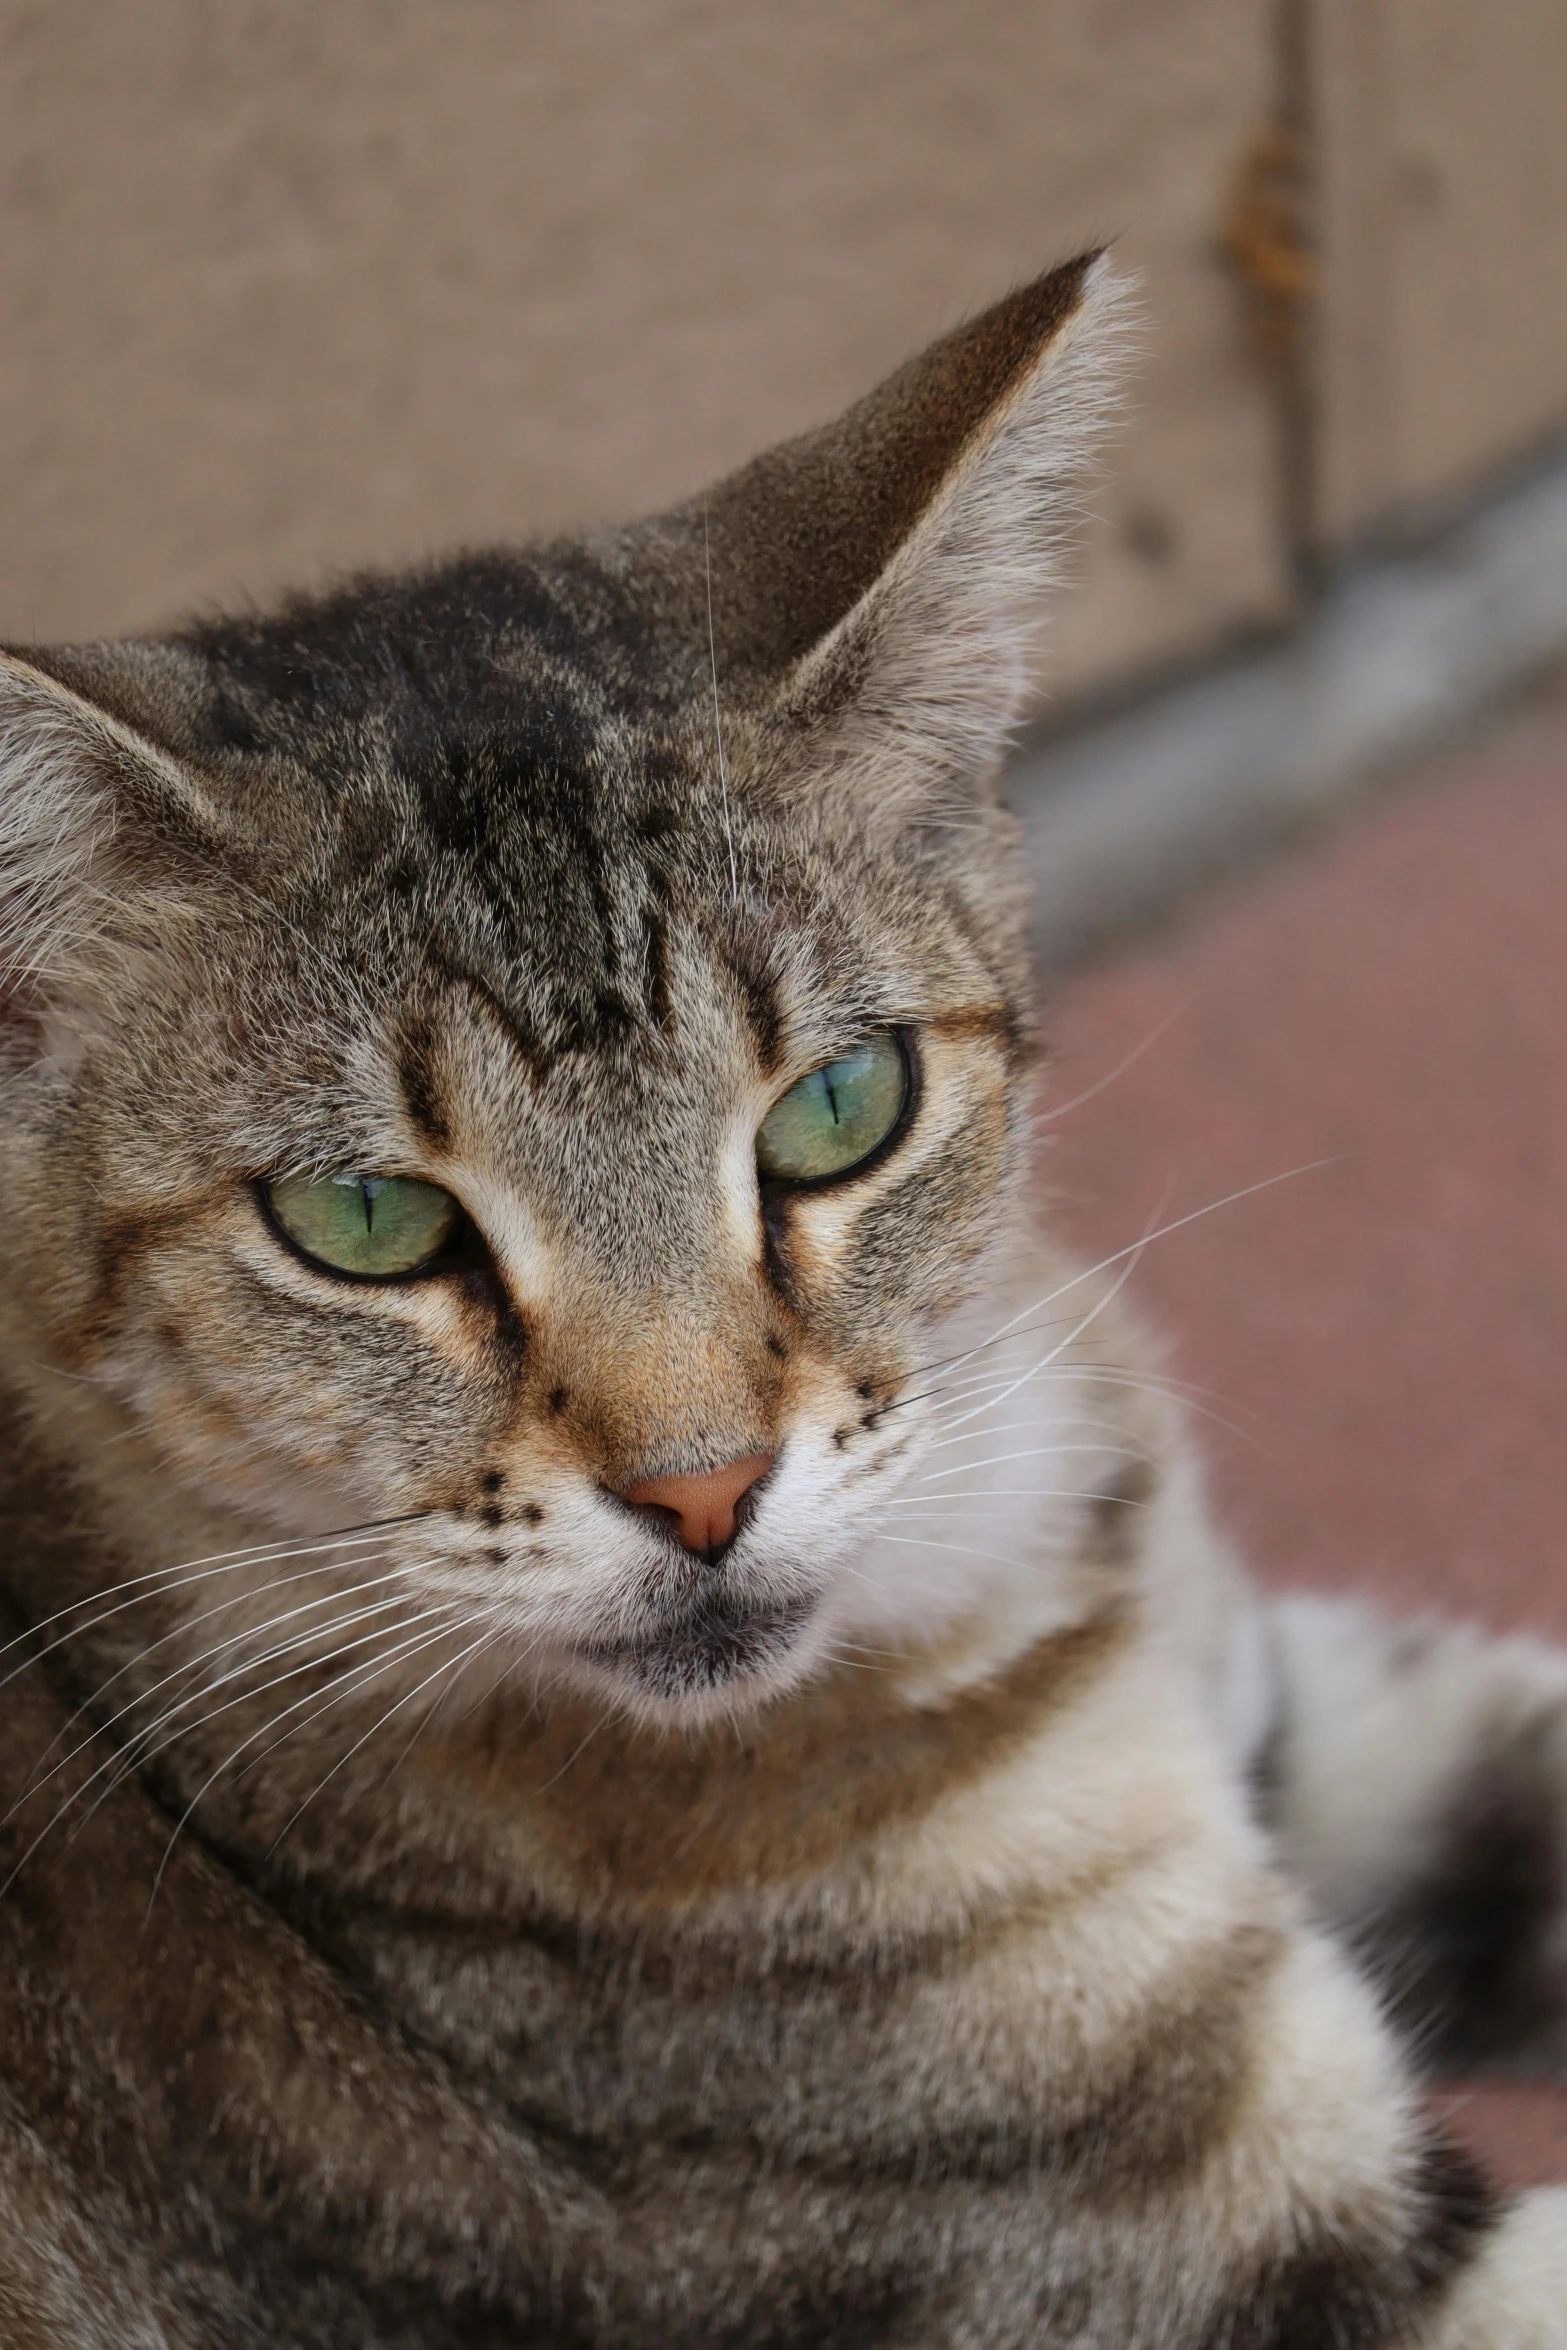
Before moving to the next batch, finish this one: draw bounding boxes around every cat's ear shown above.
[644,251,1129,822]
[0,647,225,1050]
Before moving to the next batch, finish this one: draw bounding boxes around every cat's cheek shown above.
[99,1265,512,1527]
[103,1346,382,1530]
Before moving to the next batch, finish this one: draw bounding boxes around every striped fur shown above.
[0,255,1563,2344]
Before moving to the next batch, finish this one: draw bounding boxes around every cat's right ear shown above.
[0,648,225,1056]
[633,251,1130,830]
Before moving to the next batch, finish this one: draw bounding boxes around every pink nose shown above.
[623,1452,774,1555]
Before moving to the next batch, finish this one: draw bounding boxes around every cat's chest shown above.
[314,1902,898,2148]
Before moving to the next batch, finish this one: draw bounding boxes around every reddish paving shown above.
[1038,678,1567,2190]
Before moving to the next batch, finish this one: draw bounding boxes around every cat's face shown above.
[0,253,1120,1724]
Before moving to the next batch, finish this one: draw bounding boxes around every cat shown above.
[1,247,1565,2348]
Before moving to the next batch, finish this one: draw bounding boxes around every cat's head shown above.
[0,255,1125,1724]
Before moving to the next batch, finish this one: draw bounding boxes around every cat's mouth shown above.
[575,1593,817,1702]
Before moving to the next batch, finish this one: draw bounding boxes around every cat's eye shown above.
[755,1030,911,1186]
[263,1172,464,1280]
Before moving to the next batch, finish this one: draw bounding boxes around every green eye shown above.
[264,1172,463,1279]
[756,1030,910,1185]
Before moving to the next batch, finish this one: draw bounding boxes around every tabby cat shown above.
[1,251,1565,2347]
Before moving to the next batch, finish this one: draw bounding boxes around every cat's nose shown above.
[623,1452,774,1557]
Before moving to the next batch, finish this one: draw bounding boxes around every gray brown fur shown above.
[1,254,1565,2346]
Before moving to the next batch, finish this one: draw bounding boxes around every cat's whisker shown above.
[932,1230,1187,1439]
[0,1516,423,1685]
[1,1602,461,1903]
[232,1606,505,1798]
[821,1647,894,1676]
[367,1618,534,1797]
[527,1703,618,1803]
[90,1598,465,1835]
[880,1498,1139,1524]
[926,1352,1239,1412]
[920,1354,1225,1412]
[915,1382,1210,1449]
[1029,1002,1187,1128]
[917,1447,1150,1486]
[881,1487,1148,1515]
[886,1313,1085,1411]
[878,1489,1139,1526]
[820,1632,906,1660]
[864,1534,1047,1575]
[16,1553,408,1789]
[923,1364,1256,1447]
[930,1261,1149,1442]
[7,1588,415,1823]
[884,1161,1331,1422]
[146,1613,485,1914]
[912,1445,1142,1485]
[103,1578,453,1780]
[921,1413,1149,1451]
[965,1188,1208,1419]
[890,1355,1115,1422]
[50,1586,454,1845]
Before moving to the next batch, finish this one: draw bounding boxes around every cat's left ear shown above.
[644,251,1130,826]
[0,647,228,1050]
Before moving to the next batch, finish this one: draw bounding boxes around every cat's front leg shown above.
[1253,1591,1567,2076]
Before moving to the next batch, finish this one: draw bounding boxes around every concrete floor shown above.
[1041,675,1567,2190]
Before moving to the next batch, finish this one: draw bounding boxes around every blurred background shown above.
[5,0,1567,2182]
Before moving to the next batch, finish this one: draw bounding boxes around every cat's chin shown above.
[570,1593,822,1721]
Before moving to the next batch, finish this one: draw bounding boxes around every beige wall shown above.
[2,2,1564,704]
[0,0,1285,701]
[1311,0,1567,542]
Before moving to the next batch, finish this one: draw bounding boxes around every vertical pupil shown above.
[356,1176,391,1235]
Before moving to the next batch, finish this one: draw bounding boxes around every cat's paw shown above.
[1424,2187,1567,2349]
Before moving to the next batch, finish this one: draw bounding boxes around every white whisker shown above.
[866,1534,1045,1575]
[924,1362,1253,1447]
[53,1595,455,1855]
[0,1602,456,1904]
[922,1415,1144,1452]
[889,1160,1331,1419]
[259,1622,500,1865]
[16,1554,405,1789]
[146,1613,481,1914]
[104,1589,454,1799]
[1031,1001,1188,1127]
[0,1518,418,1687]
[917,1448,1146,1486]
[232,1608,497,1797]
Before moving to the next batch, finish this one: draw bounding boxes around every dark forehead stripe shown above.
[421,956,554,1090]
[397,1007,452,1151]
[720,931,785,1074]
[408,843,673,1107]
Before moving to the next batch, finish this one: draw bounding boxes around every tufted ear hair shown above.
[0,646,227,1058]
[635,250,1130,823]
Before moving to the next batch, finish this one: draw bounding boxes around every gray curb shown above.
[1008,438,1567,968]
